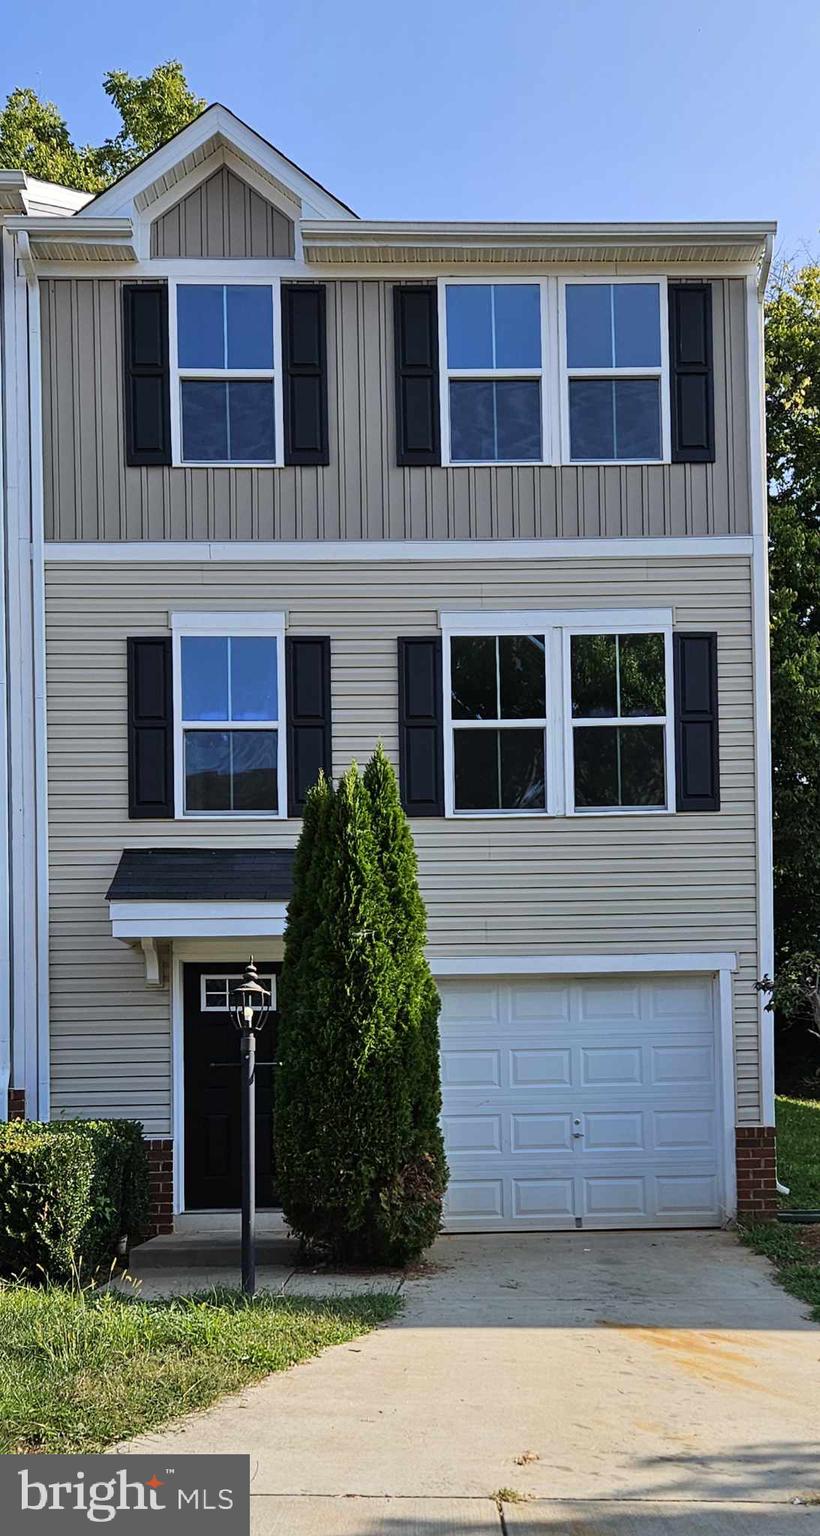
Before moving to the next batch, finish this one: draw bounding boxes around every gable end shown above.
[150,166,294,259]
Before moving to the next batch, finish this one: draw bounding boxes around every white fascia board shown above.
[4,216,133,237]
[87,104,355,222]
[45,536,755,564]
[301,219,777,242]
[110,899,288,941]
[430,952,739,977]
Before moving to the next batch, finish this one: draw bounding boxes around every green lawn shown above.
[740,1094,820,1323]
[0,1283,401,1454]
[775,1095,820,1208]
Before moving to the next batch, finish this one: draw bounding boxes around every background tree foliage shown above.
[0,63,204,193]
[765,263,820,1077]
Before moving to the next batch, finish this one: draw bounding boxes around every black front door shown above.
[183,961,279,1210]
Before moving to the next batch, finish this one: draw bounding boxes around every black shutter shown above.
[398,637,444,815]
[674,632,720,812]
[393,285,441,467]
[286,637,332,816]
[127,637,173,818]
[122,283,171,466]
[668,284,714,463]
[282,284,329,466]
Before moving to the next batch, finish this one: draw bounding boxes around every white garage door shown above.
[439,973,724,1231]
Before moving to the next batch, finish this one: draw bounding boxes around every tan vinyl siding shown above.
[45,555,760,1135]
[41,277,751,543]
[149,167,294,258]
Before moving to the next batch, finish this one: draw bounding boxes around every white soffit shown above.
[301,220,776,268]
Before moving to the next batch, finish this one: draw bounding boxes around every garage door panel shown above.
[649,976,713,1020]
[651,1043,714,1084]
[511,1112,573,1151]
[510,1047,572,1085]
[577,980,642,1022]
[580,1045,643,1086]
[439,974,724,1232]
[442,1113,503,1152]
[656,1173,719,1215]
[508,982,571,1022]
[582,1175,647,1218]
[513,1178,575,1219]
[582,1111,645,1151]
[653,1108,716,1150]
[441,1048,501,1087]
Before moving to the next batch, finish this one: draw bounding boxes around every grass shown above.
[774,1095,820,1209]
[740,1093,820,1323]
[0,1281,401,1454]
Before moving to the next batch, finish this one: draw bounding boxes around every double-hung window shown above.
[568,629,673,811]
[172,614,286,818]
[447,632,548,812]
[172,282,280,465]
[563,279,667,462]
[443,283,544,463]
[443,611,674,817]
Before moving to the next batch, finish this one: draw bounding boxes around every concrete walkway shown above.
[121,1231,820,1533]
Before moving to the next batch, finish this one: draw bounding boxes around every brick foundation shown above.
[145,1138,174,1236]
[7,1088,25,1120]
[736,1126,777,1222]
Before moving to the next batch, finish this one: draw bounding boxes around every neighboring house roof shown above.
[106,847,296,902]
[0,170,91,216]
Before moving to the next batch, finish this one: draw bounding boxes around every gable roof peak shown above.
[84,101,356,221]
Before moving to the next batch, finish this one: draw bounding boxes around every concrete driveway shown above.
[123,1230,820,1533]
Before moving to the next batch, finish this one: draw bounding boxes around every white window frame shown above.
[445,631,550,818]
[200,971,277,1013]
[441,608,674,819]
[437,277,559,467]
[562,617,676,817]
[171,610,287,821]
[169,277,284,468]
[558,274,671,465]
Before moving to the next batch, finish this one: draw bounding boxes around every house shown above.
[0,105,777,1236]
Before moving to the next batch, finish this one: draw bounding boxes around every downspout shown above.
[18,232,50,1119]
[747,243,775,1131]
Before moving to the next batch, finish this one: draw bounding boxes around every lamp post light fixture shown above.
[229,958,272,1297]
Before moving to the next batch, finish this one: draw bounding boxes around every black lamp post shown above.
[229,958,272,1297]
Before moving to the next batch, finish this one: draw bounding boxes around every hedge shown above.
[0,1119,150,1281]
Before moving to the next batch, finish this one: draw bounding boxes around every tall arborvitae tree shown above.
[276,752,445,1263]
[363,744,446,1255]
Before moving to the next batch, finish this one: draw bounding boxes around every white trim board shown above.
[45,536,755,564]
[429,952,738,977]
[747,273,776,1127]
[110,900,288,941]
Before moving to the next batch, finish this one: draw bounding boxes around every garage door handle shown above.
[572,1121,584,1138]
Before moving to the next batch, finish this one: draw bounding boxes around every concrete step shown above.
[128,1232,299,1272]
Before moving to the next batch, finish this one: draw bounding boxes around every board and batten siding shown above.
[149,166,295,258]
[45,555,759,1137]
[41,277,751,544]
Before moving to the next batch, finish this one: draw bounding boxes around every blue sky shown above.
[3,0,819,259]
